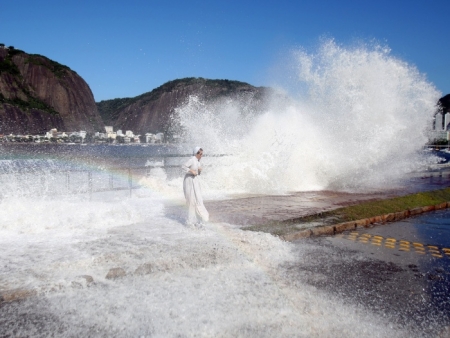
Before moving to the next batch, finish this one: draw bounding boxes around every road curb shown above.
[281,201,450,242]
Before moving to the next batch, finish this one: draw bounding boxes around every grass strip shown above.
[244,188,450,237]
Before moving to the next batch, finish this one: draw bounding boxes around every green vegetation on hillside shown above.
[26,54,73,78]
[135,77,254,105]
[0,47,23,75]
[0,92,59,115]
[0,47,60,115]
[96,97,135,125]
[96,77,260,125]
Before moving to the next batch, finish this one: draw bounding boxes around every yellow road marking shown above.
[342,232,449,259]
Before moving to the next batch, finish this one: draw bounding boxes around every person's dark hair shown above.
[196,148,203,154]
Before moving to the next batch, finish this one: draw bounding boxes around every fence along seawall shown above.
[0,153,227,199]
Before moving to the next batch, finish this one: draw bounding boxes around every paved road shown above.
[205,168,450,226]
[289,208,450,336]
[203,167,450,336]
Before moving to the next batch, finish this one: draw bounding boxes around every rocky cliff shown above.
[439,94,450,114]
[97,78,271,138]
[0,46,104,134]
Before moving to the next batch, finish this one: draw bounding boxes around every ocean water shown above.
[0,40,444,336]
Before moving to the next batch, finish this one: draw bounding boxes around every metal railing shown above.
[0,153,227,199]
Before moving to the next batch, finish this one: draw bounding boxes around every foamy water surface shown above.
[1,186,413,337]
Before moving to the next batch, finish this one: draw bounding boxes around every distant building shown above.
[105,126,113,133]
[107,131,117,140]
[430,113,448,141]
[445,113,450,131]
[145,133,154,143]
[155,133,164,143]
[435,113,443,131]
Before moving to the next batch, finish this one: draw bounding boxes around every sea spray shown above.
[174,39,441,194]
[0,206,409,337]
[0,40,443,336]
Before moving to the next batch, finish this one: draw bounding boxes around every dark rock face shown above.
[439,94,450,113]
[0,104,65,134]
[0,47,104,134]
[97,78,271,136]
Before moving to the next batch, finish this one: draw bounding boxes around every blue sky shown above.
[2,0,449,101]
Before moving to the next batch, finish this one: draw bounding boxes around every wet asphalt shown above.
[206,167,450,227]
[288,207,450,336]
[205,166,450,336]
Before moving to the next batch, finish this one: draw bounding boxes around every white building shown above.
[445,113,450,131]
[430,113,448,141]
[107,131,117,140]
[155,133,164,143]
[145,133,154,143]
[435,113,443,131]
[45,128,58,139]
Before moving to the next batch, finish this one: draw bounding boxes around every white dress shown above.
[182,156,209,224]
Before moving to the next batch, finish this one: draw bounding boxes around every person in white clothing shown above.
[181,146,209,226]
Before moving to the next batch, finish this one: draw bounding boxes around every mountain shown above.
[97,77,271,138]
[0,46,104,134]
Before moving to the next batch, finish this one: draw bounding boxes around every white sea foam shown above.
[174,39,441,194]
[0,188,409,337]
